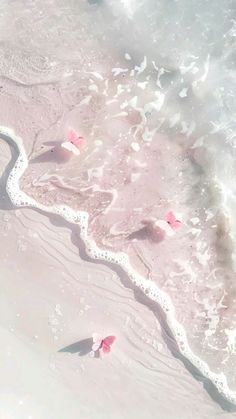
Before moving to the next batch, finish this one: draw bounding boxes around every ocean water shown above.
[1,0,236,412]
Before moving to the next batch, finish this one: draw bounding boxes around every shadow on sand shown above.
[59,338,93,356]
[59,338,100,358]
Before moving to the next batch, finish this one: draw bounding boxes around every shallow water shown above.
[1,0,236,417]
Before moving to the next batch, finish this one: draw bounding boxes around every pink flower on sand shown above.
[61,128,85,155]
[166,211,182,228]
[92,333,116,354]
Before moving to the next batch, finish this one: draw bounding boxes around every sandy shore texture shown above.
[1,0,236,417]
[0,140,236,419]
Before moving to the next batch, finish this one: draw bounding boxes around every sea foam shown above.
[1,124,236,405]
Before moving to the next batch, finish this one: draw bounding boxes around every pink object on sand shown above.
[67,128,85,148]
[166,211,182,228]
[92,333,116,353]
[60,129,85,156]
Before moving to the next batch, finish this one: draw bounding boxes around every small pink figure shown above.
[142,212,182,241]
[61,128,85,156]
[92,333,116,354]
[166,211,182,228]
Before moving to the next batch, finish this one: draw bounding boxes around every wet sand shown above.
[0,139,236,418]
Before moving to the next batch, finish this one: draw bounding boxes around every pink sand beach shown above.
[1,0,236,418]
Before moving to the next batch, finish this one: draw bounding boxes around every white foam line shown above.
[1,125,236,405]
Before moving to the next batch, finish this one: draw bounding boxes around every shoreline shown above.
[1,125,236,409]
